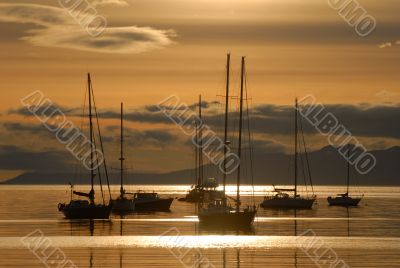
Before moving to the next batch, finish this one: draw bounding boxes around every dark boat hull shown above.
[198,210,256,228]
[327,196,361,207]
[260,197,315,209]
[134,198,173,211]
[60,204,112,219]
[112,198,135,213]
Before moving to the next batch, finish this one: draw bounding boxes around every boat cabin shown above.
[134,192,159,200]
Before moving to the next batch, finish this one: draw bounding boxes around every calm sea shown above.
[0,185,399,267]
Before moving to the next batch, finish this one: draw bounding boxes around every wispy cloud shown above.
[0,3,175,54]
[378,40,400,49]
[91,0,129,7]
[10,101,400,139]
[379,42,392,49]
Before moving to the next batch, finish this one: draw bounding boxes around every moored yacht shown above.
[328,193,361,206]
[199,199,256,228]
[180,95,224,203]
[327,144,363,206]
[58,73,113,219]
[112,102,135,213]
[260,99,316,209]
[133,192,173,211]
[198,55,257,228]
[261,187,315,209]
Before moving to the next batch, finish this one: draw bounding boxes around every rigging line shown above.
[352,161,362,195]
[297,124,309,196]
[219,88,228,181]
[90,84,112,200]
[231,92,239,161]
[299,148,309,197]
[244,64,255,206]
[299,112,315,194]
[191,122,195,187]
[92,132,105,204]
[194,122,198,187]
[287,156,291,188]
[74,82,89,189]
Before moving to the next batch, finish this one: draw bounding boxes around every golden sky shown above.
[0,0,399,178]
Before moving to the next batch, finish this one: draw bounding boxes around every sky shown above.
[0,0,399,180]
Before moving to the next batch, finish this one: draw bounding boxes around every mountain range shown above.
[2,145,399,185]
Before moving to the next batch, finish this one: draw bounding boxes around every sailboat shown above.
[109,106,172,212]
[198,55,257,228]
[260,99,316,209]
[180,95,224,203]
[112,102,135,212]
[58,73,113,219]
[132,191,173,211]
[327,144,362,206]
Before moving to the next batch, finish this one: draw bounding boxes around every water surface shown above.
[0,185,399,267]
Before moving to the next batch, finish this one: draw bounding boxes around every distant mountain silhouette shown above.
[2,145,400,185]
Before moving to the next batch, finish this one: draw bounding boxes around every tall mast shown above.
[294,99,298,199]
[346,143,350,195]
[88,73,94,203]
[223,53,230,196]
[119,102,125,197]
[198,95,204,187]
[236,56,245,213]
[194,122,199,186]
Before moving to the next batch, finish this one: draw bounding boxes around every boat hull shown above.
[327,196,361,207]
[59,204,112,219]
[134,198,173,211]
[112,198,135,212]
[260,197,315,209]
[198,210,256,228]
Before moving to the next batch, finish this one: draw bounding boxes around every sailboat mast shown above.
[347,143,350,195]
[198,95,204,187]
[236,56,245,212]
[88,73,94,203]
[294,99,298,198]
[120,102,125,197]
[223,53,230,196]
[194,122,199,186]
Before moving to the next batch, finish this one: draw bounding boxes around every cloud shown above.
[3,122,49,135]
[2,119,177,149]
[103,127,176,147]
[375,90,399,100]
[252,139,286,154]
[9,100,400,140]
[378,40,400,49]
[91,0,129,7]
[8,103,78,118]
[122,102,400,140]
[379,42,392,49]
[78,102,400,140]
[0,145,70,171]
[0,3,175,54]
